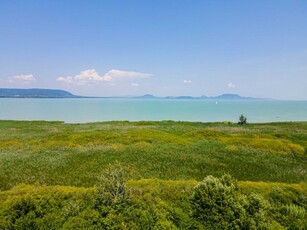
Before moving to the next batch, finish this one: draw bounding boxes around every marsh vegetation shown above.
[0,120,306,229]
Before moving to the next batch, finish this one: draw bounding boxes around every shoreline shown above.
[1,119,307,125]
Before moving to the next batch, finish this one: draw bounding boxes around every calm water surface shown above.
[0,98,306,123]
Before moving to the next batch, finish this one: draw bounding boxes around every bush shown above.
[94,162,130,208]
[191,175,271,229]
[191,175,245,228]
[242,193,271,229]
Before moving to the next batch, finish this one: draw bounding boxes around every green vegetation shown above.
[191,174,271,229]
[238,114,247,125]
[0,120,306,229]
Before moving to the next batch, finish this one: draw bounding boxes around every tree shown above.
[238,114,247,125]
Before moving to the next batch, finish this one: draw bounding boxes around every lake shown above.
[0,98,306,123]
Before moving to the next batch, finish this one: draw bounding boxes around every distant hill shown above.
[135,94,257,100]
[0,89,260,100]
[135,94,157,99]
[212,94,253,100]
[0,88,79,98]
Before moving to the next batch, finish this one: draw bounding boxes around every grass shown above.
[0,120,306,190]
[0,120,306,229]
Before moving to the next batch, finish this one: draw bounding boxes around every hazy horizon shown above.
[1,1,307,100]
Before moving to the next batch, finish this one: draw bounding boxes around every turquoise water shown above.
[0,98,306,123]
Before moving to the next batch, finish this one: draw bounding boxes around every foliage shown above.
[94,162,130,207]
[191,175,271,229]
[238,114,247,125]
[268,186,307,228]
[0,177,306,229]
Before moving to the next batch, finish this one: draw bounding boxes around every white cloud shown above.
[8,74,36,83]
[75,69,103,81]
[57,76,74,84]
[57,69,103,85]
[183,80,192,84]
[57,69,152,85]
[131,83,139,87]
[227,82,236,88]
[102,69,152,82]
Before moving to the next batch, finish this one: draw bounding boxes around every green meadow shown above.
[0,120,306,229]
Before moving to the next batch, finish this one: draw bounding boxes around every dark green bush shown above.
[191,175,271,229]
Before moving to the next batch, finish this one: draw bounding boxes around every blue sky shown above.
[0,1,307,99]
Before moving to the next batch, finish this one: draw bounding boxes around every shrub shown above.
[242,193,271,229]
[94,162,130,208]
[191,175,245,228]
[191,175,271,229]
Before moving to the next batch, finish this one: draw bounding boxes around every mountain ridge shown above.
[0,88,261,99]
[0,88,79,98]
[134,93,258,100]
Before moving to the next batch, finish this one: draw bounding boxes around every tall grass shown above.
[0,120,306,190]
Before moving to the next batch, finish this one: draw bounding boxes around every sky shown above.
[0,1,307,99]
